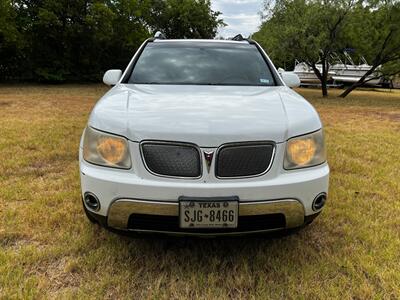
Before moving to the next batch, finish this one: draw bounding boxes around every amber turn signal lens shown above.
[284,130,326,170]
[287,138,316,166]
[83,127,131,169]
[96,137,127,164]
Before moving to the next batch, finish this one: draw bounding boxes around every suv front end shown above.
[79,36,329,236]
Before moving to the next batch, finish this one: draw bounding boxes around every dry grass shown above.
[0,85,399,299]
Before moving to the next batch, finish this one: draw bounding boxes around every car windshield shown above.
[128,42,276,86]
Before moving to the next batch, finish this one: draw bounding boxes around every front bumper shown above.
[108,198,304,234]
[79,142,329,235]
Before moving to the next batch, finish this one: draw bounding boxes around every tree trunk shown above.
[310,62,328,97]
[339,66,378,98]
[321,78,328,97]
[321,60,328,97]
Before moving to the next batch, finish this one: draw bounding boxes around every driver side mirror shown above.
[103,69,122,86]
[280,71,300,88]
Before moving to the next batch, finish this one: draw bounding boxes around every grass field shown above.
[0,85,399,299]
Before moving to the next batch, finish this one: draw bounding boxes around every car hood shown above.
[89,84,322,147]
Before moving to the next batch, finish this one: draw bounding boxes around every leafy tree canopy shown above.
[144,0,224,39]
[254,0,400,97]
[339,0,400,96]
[0,0,224,82]
[253,0,354,96]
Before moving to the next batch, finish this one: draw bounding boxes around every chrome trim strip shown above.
[214,141,276,179]
[139,140,203,180]
[108,200,178,228]
[107,198,305,231]
[239,200,304,228]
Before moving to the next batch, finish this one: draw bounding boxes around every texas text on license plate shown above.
[179,197,239,229]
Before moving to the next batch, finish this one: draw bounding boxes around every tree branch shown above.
[373,28,395,65]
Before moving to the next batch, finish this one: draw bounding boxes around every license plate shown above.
[179,198,238,228]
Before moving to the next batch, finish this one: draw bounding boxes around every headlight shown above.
[83,127,131,169]
[284,129,326,169]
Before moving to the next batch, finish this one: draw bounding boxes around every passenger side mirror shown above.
[280,71,300,88]
[103,69,122,86]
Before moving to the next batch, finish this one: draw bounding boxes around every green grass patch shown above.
[0,85,399,299]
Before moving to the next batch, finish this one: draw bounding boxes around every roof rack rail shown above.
[230,34,256,44]
[231,34,245,41]
[154,31,166,39]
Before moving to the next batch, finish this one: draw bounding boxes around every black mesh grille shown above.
[128,213,286,233]
[216,143,274,177]
[142,143,201,177]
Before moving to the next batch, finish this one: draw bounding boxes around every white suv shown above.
[79,35,329,236]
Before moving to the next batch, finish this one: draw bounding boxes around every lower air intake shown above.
[128,213,286,233]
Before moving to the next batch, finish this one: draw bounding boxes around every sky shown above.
[211,0,264,38]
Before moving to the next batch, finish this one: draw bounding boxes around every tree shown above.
[22,0,150,81]
[339,1,400,97]
[0,0,224,82]
[254,0,355,97]
[0,0,22,80]
[144,0,224,39]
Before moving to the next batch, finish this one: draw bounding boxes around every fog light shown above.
[84,192,100,211]
[312,193,327,211]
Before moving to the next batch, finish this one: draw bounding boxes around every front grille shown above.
[216,143,275,177]
[141,142,201,178]
[128,213,286,233]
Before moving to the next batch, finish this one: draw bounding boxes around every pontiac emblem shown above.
[203,151,214,173]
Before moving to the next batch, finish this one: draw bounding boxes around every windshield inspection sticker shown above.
[260,78,270,84]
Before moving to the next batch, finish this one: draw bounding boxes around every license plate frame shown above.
[179,196,239,229]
